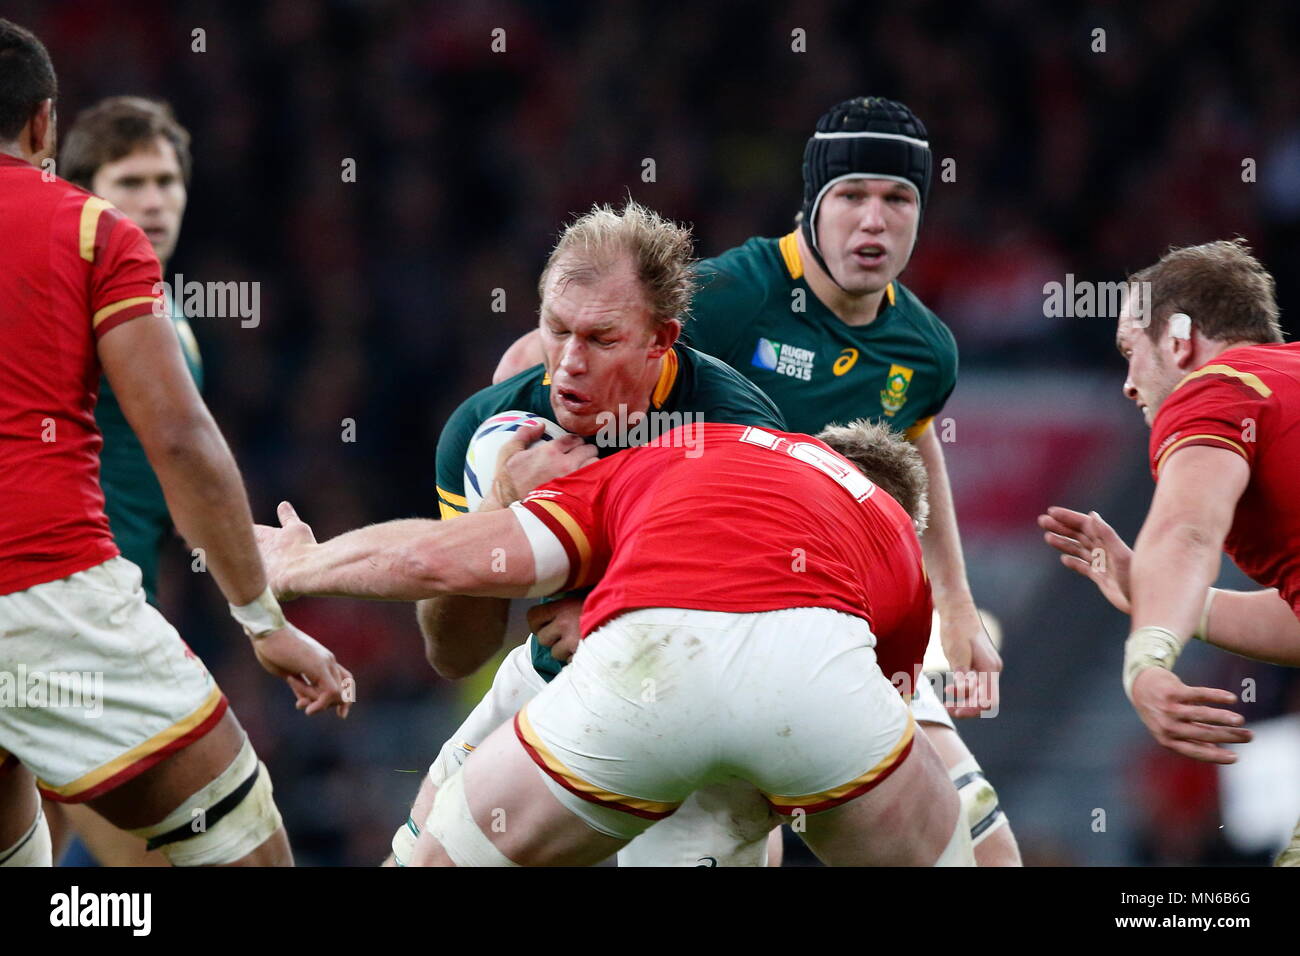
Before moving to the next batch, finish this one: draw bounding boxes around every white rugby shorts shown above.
[0,557,226,802]
[515,606,916,840]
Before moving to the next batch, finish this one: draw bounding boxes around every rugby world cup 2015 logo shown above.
[880,364,915,417]
[752,337,814,382]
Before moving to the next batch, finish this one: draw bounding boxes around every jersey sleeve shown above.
[514,457,620,591]
[434,395,485,520]
[1149,368,1272,479]
[686,259,768,362]
[910,322,959,435]
[88,202,163,340]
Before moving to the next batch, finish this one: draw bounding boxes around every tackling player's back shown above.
[517,421,933,685]
[0,155,161,594]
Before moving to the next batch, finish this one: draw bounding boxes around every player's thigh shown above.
[87,707,246,829]
[413,718,626,867]
[920,722,1021,867]
[0,759,39,848]
[86,708,291,867]
[61,802,168,867]
[798,726,961,866]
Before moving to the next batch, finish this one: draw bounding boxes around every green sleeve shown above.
[919,325,959,420]
[435,395,485,519]
[687,261,768,363]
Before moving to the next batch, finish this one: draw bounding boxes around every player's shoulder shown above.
[889,281,957,356]
[48,180,146,265]
[675,345,787,427]
[696,235,785,281]
[444,365,548,437]
[1166,342,1299,408]
[693,236,787,305]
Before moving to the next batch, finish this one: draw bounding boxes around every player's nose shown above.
[1122,377,1139,402]
[558,339,586,375]
[859,197,887,232]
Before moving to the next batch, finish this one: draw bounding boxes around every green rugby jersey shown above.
[434,343,786,680]
[686,232,958,440]
[95,293,203,605]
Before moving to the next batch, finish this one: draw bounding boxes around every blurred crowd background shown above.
[14,0,1300,864]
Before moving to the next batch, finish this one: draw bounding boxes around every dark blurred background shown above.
[13,0,1300,864]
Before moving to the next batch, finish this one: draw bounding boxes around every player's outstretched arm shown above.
[912,425,1001,716]
[257,501,541,602]
[1040,505,1300,665]
[492,329,544,384]
[98,312,353,717]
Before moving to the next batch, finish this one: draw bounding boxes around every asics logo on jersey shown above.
[833,347,859,376]
[696,856,719,866]
[752,337,815,382]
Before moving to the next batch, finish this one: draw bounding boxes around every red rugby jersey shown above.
[1149,342,1300,616]
[0,153,162,595]
[517,422,933,687]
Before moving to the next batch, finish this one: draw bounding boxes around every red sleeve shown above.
[1149,367,1272,480]
[87,202,163,339]
[516,454,622,591]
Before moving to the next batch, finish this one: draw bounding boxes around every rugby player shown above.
[42,96,202,866]
[0,19,352,868]
[494,97,1016,864]
[1037,239,1300,865]
[255,420,974,866]
[411,201,794,866]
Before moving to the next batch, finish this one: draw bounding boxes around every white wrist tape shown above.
[1122,625,1183,701]
[230,586,286,638]
[1193,588,1219,642]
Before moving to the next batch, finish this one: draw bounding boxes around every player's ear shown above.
[647,317,681,357]
[1171,329,1199,370]
[25,99,55,161]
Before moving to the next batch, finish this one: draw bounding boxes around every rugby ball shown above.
[464,410,571,511]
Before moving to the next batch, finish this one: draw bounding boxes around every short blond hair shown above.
[538,200,696,324]
[817,419,930,533]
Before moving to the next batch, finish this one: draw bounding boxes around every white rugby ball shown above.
[464,410,572,511]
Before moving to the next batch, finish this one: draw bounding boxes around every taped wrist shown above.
[1122,626,1183,701]
[230,586,286,639]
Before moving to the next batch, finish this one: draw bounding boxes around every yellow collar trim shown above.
[779,232,895,306]
[1174,363,1272,398]
[652,348,679,409]
[779,232,804,280]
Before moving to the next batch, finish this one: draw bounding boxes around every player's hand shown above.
[1037,506,1132,614]
[252,621,355,718]
[1129,667,1250,763]
[527,597,584,663]
[940,603,1002,718]
[253,501,317,601]
[489,420,596,505]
